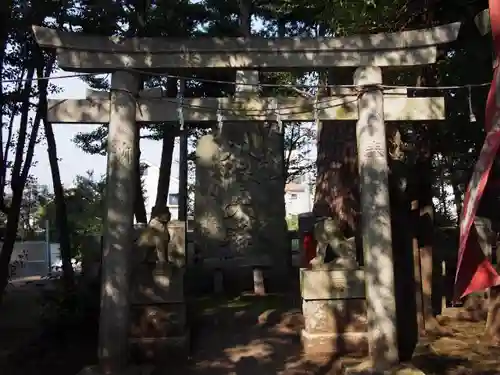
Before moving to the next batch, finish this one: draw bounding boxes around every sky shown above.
[31,74,167,188]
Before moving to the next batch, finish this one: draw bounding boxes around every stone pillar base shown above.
[301,329,367,356]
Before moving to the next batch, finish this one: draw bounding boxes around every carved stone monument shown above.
[194,123,285,264]
[194,71,287,294]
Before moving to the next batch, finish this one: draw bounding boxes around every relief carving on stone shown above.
[195,122,286,260]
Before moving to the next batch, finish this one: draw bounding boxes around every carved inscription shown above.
[363,140,384,160]
[110,142,133,165]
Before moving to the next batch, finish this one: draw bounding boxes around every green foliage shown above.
[39,171,105,259]
[286,214,298,231]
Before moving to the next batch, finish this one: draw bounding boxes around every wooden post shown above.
[354,66,399,368]
[98,70,139,373]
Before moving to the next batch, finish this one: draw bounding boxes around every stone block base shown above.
[301,329,367,356]
[129,331,190,363]
[340,360,426,375]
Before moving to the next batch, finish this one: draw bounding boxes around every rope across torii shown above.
[454,1,500,300]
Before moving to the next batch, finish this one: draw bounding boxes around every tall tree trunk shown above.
[134,134,148,224]
[0,0,12,106]
[277,17,294,274]
[153,130,175,215]
[314,68,359,240]
[130,2,149,224]
[41,57,75,289]
[152,78,177,216]
[0,1,13,202]
[0,55,43,302]
[237,0,251,36]
[0,189,24,303]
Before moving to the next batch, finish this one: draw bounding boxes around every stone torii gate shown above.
[32,22,459,374]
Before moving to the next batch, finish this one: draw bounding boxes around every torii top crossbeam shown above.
[32,23,460,71]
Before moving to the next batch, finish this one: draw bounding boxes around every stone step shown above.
[301,329,367,356]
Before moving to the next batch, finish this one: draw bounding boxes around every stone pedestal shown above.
[300,267,367,356]
[130,220,189,362]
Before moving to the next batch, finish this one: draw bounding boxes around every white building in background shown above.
[285,174,314,216]
[141,158,180,222]
[284,148,316,217]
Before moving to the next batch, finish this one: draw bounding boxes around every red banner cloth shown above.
[454,0,500,301]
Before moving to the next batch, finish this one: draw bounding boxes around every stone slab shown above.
[47,96,446,124]
[300,268,365,300]
[130,264,184,304]
[129,331,190,362]
[301,329,367,356]
[194,124,287,267]
[130,303,187,338]
[302,299,367,333]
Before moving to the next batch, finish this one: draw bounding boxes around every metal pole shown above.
[45,219,51,275]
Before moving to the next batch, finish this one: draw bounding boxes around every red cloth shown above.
[454,0,500,301]
[302,233,316,268]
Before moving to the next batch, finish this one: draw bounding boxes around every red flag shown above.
[454,0,500,300]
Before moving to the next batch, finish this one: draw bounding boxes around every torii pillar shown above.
[98,71,140,373]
